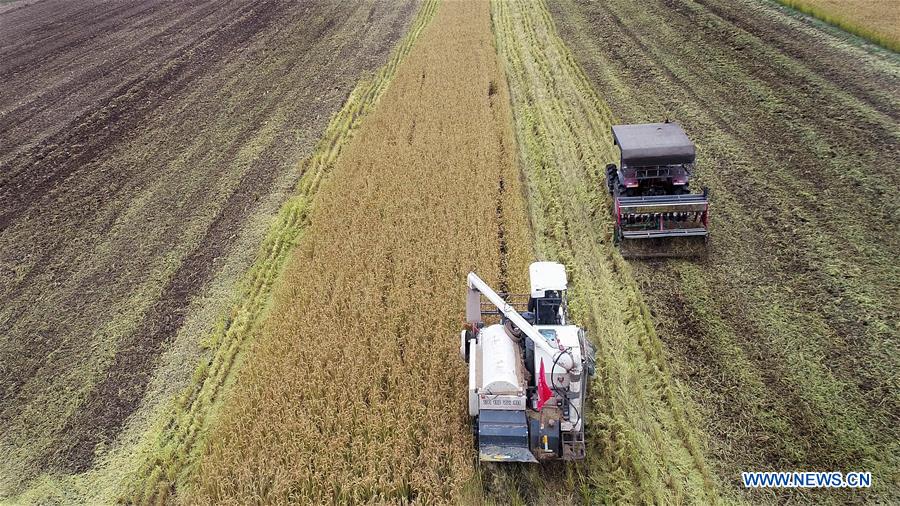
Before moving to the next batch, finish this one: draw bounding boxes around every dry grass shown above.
[774,0,900,51]
[187,0,533,503]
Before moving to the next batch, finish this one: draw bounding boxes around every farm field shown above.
[1,0,897,504]
[188,0,532,503]
[773,0,900,51]
[486,0,718,503]
[0,0,417,502]
[546,0,900,502]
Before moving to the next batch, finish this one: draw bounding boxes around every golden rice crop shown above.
[188,0,531,503]
[774,0,900,51]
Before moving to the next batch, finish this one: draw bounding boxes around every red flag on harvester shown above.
[537,358,553,411]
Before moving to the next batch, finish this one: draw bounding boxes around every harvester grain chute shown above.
[605,122,709,258]
[460,262,595,463]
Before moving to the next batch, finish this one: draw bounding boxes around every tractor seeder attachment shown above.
[606,122,710,258]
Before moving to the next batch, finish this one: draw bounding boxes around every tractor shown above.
[606,122,709,257]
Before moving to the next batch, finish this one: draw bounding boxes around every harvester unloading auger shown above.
[606,122,710,258]
[460,262,595,463]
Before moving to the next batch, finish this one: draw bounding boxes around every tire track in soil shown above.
[489,79,518,293]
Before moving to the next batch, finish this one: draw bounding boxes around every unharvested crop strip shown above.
[491,0,718,502]
[770,0,900,52]
[188,0,532,502]
[124,2,438,502]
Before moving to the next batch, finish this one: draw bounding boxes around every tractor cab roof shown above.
[612,122,695,167]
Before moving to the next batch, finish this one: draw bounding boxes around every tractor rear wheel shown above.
[605,164,618,195]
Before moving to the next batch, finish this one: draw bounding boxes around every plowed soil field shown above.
[0,0,416,501]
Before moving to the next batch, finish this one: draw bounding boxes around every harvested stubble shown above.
[489,0,718,503]
[190,0,532,503]
[547,0,900,502]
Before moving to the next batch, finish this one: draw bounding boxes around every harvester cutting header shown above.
[606,122,709,257]
[460,262,595,463]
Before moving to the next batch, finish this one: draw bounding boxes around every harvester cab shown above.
[605,122,709,257]
[527,262,567,325]
[460,262,595,463]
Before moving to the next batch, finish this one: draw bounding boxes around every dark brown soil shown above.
[0,0,417,489]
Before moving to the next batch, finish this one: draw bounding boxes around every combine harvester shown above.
[460,262,595,462]
[605,121,710,258]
